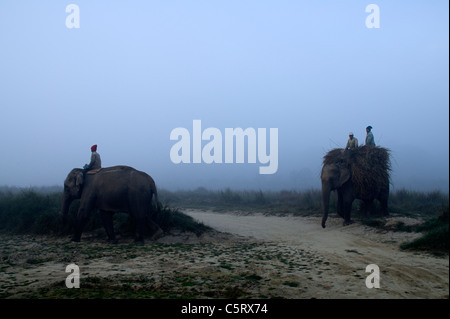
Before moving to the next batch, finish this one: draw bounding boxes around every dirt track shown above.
[184,210,449,298]
[0,210,448,299]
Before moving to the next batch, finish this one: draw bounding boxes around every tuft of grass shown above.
[154,204,211,236]
[401,205,449,253]
[362,218,386,229]
[283,281,299,288]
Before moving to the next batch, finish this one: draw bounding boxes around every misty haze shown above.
[0,1,448,193]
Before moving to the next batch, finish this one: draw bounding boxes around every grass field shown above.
[0,187,448,252]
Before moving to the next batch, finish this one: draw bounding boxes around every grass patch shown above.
[154,205,211,236]
[159,187,324,215]
[401,206,449,253]
[362,218,386,229]
[0,190,210,238]
[283,281,299,288]
[246,274,263,281]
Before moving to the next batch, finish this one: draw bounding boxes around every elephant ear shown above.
[338,166,351,187]
[75,171,84,191]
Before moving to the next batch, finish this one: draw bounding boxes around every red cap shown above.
[91,144,97,152]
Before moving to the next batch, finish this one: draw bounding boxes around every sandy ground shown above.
[0,210,448,299]
[184,210,449,299]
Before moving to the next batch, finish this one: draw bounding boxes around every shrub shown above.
[154,205,211,236]
[401,205,449,252]
[0,190,210,237]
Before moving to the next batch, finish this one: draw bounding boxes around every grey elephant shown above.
[60,165,163,243]
[321,146,391,228]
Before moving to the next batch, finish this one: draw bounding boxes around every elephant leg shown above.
[72,220,84,242]
[380,199,389,216]
[72,196,96,242]
[340,184,354,226]
[337,190,344,218]
[132,217,163,243]
[134,220,145,244]
[72,207,90,242]
[343,199,354,226]
[146,215,164,241]
[379,189,389,216]
[100,210,117,243]
[131,210,151,243]
[363,200,374,218]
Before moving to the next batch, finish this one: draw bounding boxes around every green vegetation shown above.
[159,187,323,215]
[153,204,211,236]
[0,190,67,235]
[0,189,210,237]
[159,186,448,217]
[400,205,449,253]
[0,187,448,253]
[388,189,448,216]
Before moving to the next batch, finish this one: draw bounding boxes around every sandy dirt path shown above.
[185,210,449,298]
[0,210,447,299]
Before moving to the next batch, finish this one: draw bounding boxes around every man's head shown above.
[349,132,354,139]
[91,144,97,152]
[366,126,372,133]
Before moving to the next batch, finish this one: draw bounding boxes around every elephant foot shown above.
[321,217,327,229]
[151,228,164,241]
[134,235,145,244]
[71,237,81,242]
[343,220,354,226]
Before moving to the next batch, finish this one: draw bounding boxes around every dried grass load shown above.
[323,146,391,199]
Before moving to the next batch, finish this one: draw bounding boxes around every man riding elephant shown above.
[365,126,376,146]
[84,144,102,171]
[345,132,358,150]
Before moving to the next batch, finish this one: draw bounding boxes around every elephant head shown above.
[321,158,351,228]
[60,168,84,224]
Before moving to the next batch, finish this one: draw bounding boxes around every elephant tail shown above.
[155,190,160,212]
[152,186,161,213]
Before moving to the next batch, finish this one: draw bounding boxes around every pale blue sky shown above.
[0,1,448,191]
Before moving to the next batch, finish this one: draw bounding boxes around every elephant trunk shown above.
[321,184,331,228]
[60,192,73,224]
[151,181,160,213]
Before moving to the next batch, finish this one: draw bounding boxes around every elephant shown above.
[60,165,163,243]
[321,146,390,228]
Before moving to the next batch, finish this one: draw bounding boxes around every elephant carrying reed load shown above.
[321,146,391,228]
[60,165,163,243]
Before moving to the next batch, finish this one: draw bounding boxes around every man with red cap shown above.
[84,144,102,170]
